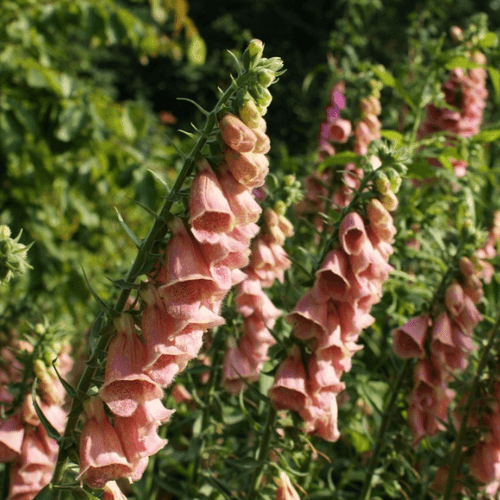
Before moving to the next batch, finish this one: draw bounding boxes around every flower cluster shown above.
[392,255,484,445]
[466,381,500,494]
[0,334,72,500]
[0,225,32,285]
[298,84,382,226]
[269,197,397,442]
[222,207,293,393]
[77,43,282,488]
[417,49,487,177]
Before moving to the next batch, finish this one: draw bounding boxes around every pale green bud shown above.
[243,39,264,70]
[257,69,275,87]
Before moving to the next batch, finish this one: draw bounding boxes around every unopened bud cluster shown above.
[0,226,32,284]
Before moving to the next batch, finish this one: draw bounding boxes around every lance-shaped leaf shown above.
[114,207,141,247]
[31,380,61,442]
[81,267,109,313]
[51,359,76,398]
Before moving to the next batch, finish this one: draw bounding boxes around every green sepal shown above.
[89,311,106,351]
[106,277,140,290]
[114,207,141,248]
[51,360,77,398]
[176,97,210,117]
[31,484,58,500]
[32,380,61,442]
[81,267,110,313]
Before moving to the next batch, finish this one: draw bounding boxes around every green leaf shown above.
[114,207,141,247]
[32,485,57,500]
[32,381,61,442]
[488,67,500,99]
[317,151,358,173]
[81,267,110,313]
[380,130,403,147]
[479,32,498,49]
[444,56,481,70]
[51,360,77,398]
[408,158,435,179]
[373,66,396,87]
[55,106,86,142]
[89,311,106,351]
[474,129,500,142]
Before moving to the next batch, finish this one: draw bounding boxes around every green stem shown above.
[247,406,277,500]
[50,73,248,490]
[442,311,500,500]
[190,330,224,487]
[358,359,410,500]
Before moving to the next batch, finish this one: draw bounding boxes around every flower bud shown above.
[250,84,272,107]
[243,39,264,70]
[257,69,275,87]
[385,168,402,193]
[374,171,391,194]
[380,191,398,212]
[260,56,284,72]
[459,257,476,277]
[450,26,463,42]
[239,98,261,129]
[274,201,287,216]
[283,174,295,186]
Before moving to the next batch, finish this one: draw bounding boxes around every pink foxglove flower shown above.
[275,471,301,500]
[314,249,350,302]
[78,397,133,488]
[269,346,309,413]
[219,113,257,153]
[392,314,430,359]
[329,119,352,143]
[103,481,128,500]
[0,413,24,462]
[224,148,269,189]
[189,161,235,243]
[160,217,219,305]
[100,314,162,417]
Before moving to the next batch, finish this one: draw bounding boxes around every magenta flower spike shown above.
[189,161,235,244]
[100,314,163,417]
[78,397,133,488]
[160,217,219,305]
[392,314,430,359]
[328,118,352,143]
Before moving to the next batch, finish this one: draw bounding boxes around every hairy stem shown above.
[50,73,248,490]
[358,359,410,500]
[190,329,224,487]
[247,406,277,500]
